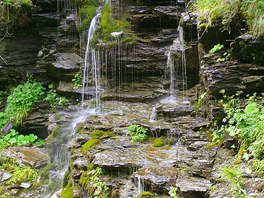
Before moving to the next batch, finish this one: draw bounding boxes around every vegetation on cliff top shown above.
[0,0,32,39]
[194,0,264,37]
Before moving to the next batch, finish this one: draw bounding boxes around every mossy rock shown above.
[81,139,101,154]
[137,191,155,198]
[90,130,114,139]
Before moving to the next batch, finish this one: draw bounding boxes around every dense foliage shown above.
[127,124,148,142]
[4,80,44,125]
[0,0,32,39]
[212,90,264,173]
[0,129,44,149]
[194,0,264,37]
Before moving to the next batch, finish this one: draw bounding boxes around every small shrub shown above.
[45,84,68,108]
[127,124,148,142]
[212,91,264,174]
[72,72,82,89]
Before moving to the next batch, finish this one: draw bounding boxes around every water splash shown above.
[136,175,145,195]
[149,107,157,122]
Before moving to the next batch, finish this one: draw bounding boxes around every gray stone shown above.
[20,182,32,189]
[176,176,211,198]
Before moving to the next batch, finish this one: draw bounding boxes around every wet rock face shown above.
[67,98,215,197]
[231,34,264,65]
[0,27,41,89]
[200,58,264,97]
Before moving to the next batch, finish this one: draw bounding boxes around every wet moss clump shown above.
[61,182,74,198]
[153,136,166,147]
[137,191,155,198]
[90,130,114,139]
[93,3,137,47]
[81,139,101,154]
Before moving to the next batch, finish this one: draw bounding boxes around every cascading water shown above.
[166,25,187,98]
[42,108,95,197]
[82,9,102,108]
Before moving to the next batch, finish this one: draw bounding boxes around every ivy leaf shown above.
[244,103,260,114]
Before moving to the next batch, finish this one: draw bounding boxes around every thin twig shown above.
[0,54,7,64]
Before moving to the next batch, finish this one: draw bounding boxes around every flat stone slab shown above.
[52,53,82,70]
[0,147,50,168]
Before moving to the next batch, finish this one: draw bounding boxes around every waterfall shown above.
[166,25,187,98]
[81,9,102,108]
[42,108,95,197]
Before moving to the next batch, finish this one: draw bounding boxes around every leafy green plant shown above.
[80,167,109,198]
[0,112,8,129]
[127,124,148,142]
[72,72,82,89]
[221,166,248,198]
[0,129,44,149]
[212,91,264,173]
[45,84,68,108]
[4,80,44,125]
[169,186,178,198]
[209,44,224,54]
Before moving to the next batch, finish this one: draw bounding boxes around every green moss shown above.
[137,191,155,198]
[81,139,101,154]
[100,3,121,42]
[90,130,114,139]
[61,182,74,198]
[62,170,69,188]
[153,136,166,147]
[99,3,137,45]
[79,5,97,31]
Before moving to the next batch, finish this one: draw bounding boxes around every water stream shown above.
[166,26,187,98]
[82,9,102,108]
[42,108,95,197]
